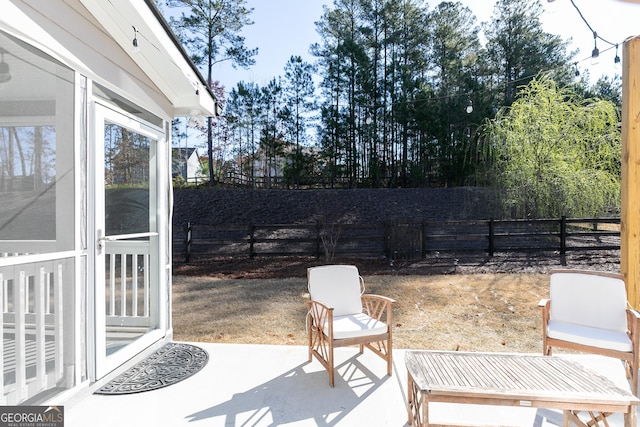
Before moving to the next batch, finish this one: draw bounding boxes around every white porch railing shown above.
[105,240,153,331]
[0,255,70,405]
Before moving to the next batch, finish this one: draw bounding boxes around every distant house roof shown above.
[173,147,199,159]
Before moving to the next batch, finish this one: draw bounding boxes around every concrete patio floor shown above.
[63,343,637,427]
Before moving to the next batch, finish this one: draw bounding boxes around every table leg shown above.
[564,410,587,427]
[625,404,637,427]
[407,372,429,427]
[421,393,429,427]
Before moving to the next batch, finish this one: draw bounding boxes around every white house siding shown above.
[0,0,215,405]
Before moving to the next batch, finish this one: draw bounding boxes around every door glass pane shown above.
[104,122,151,236]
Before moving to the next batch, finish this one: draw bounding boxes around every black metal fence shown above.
[173,217,620,263]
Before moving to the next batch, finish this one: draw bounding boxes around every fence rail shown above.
[173,217,621,263]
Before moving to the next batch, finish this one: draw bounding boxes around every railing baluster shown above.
[144,254,150,317]
[36,266,46,392]
[16,271,26,402]
[121,254,127,316]
[132,255,138,317]
[55,262,63,383]
[25,274,30,314]
[45,271,51,315]
[109,254,116,316]
[2,276,7,313]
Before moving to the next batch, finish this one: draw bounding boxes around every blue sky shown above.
[211,0,640,93]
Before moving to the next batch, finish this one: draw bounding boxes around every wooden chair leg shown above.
[307,314,313,362]
[328,344,335,387]
[631,360,638,396]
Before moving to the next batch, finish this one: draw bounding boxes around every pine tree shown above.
[483,0,571,106]
[166,0,258,184]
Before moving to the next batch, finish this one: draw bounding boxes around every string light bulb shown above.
[132,26,140,53]
[614,44,621,69]
[466,99,473,114]
[590,32,599,65]
[573,62,580,77]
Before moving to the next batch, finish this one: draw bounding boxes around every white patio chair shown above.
[306,265,395,387]
[539,269,640,395]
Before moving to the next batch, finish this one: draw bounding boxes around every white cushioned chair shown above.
[539,269,640,395]
[306,265,395,387]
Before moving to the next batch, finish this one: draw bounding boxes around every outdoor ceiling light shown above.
[0,48,11,84]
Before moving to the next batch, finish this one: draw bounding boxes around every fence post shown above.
[248,224,255,259]
[488,218,495,256]
[184,222,192,264]
[560,216,567,255]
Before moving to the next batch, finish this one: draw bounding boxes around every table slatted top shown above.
[405,351,640,406]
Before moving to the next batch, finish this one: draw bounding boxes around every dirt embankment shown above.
[172,187,496,227]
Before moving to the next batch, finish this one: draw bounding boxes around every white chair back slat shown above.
[550,271,628,332]
[308,265,363,317]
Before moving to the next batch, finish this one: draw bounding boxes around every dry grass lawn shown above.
[172,273,550,353]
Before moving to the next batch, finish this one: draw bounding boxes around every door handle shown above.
[97,229,105,252]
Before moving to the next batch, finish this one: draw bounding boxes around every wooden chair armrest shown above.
[539,299,551,338]
[362,294,396,304]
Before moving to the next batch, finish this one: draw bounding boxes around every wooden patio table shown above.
[405,350,640,427]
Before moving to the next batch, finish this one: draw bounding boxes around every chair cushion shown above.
[325,313,389,340]
[547,319,632,353]
[308,265,363,317]
[550,272,628,332]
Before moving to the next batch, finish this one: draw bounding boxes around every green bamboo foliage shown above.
[480,77,620,219]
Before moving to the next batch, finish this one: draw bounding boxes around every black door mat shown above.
[95,342,208,395]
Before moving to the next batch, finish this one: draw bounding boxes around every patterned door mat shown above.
[95,342,208,395]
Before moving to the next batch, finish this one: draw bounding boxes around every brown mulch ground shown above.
[173,249,620,279]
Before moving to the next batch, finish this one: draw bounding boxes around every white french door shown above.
[92,104,165,379]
